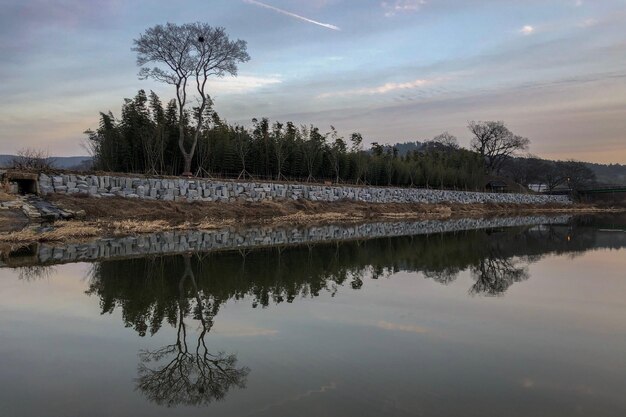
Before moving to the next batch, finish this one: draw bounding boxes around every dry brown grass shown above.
[0,221,100,243]
[0,190,17,202]
[107,219,173,235]
[2,193,622,247]
[49,194,612,226]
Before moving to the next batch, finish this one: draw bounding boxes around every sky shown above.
[1,0,625,163]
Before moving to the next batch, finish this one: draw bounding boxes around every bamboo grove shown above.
[85,90,486,189]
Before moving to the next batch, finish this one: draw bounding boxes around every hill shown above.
[584,162,626,185]
[0,155,92,170]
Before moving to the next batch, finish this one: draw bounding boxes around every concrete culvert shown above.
[4,172,40,195]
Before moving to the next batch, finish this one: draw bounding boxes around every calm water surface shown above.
[1,215,626,417]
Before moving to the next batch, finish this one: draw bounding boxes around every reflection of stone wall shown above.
[38,173,571,205]
[23,216,570,266]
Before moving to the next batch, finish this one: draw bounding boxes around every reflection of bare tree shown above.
[136,255,249,407]
[470,255,529,296]
[17,265,56,281]
[422,268,460,285]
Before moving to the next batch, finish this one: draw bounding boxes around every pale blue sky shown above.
[1,0,625,162]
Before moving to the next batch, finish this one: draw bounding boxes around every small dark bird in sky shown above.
[198,36,205,43]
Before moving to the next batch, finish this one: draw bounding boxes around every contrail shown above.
[243,0,340,31]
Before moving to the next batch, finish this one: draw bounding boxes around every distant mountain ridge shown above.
[0,155,93,170]
[583,162,626,185]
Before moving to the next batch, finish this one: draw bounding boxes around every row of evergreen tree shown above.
[85,90,486,189]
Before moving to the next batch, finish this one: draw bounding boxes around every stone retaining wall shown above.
[3,216,570,267]
[38,173,571,205]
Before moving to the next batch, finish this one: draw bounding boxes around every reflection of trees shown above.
[422,268,461,285]
[86,223,608,317]
[78,222,618,403]
[135,255,248,407]
[470,255,529,296]
[7,219,620,406]
[94,254,249,407]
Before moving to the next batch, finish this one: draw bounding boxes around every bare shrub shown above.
[11,148,55,171]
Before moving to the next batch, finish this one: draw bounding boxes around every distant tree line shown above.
[80,21,597,192]
[85,89,487,189]
[501,156,596,191]
[84,90,598,191]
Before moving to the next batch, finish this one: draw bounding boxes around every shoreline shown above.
[0,194,623,248]
[2,215,576,268]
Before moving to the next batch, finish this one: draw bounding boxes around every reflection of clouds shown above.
[245,381,337,416]
[376,320,429,334]
[307,315,432,336]
[212,324,279,338]
[520,376,597,396]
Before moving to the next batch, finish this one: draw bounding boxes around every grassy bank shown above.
[0,193,622,247]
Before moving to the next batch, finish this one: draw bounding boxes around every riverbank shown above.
[0,193,622,247]
[2,215,576,268]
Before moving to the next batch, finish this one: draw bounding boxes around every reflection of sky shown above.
[1,247,626,416]
[1,0,626,162]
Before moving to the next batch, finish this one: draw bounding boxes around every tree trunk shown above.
[183,154,193,176]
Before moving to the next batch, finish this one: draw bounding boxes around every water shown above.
[1,215,625,417]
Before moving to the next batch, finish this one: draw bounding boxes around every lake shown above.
[1,214,625,417]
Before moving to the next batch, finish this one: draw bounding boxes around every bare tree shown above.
[133,23,249,176]
[327,126,346,183]
[540,160,596,191]
[541,162,568,192]
[272,121,289,181]
[233,127,252,180]
[300,125,324,182]
[11,148,55,171]
[559,160,596,190]
[431,131,459,149]
[350,132,365,185]
[468,121,530,174]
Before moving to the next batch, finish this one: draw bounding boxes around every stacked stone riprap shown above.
[38,173,571,205]
[6,215,571,267]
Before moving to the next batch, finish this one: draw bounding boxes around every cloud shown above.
[208,74,281,94]
[243,0,340,31]
[579,18,598,28]
[317,77,439,98]
[382,0,426,17]
[520,25,535,35]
